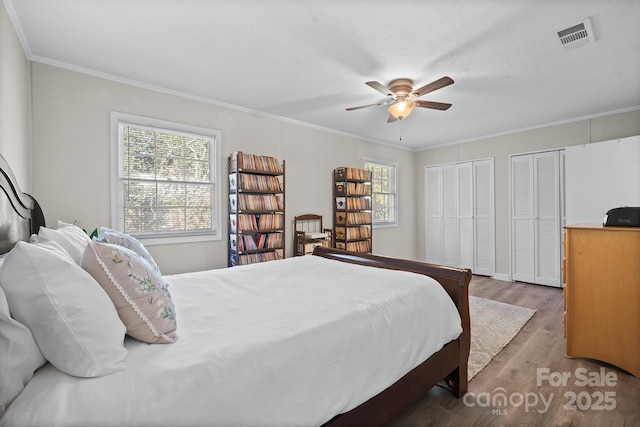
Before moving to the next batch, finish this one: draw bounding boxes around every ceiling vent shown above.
[557,18,595,49]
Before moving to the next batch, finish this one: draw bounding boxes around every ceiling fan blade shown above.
[387,114,398,123]
[366,81,395,97]
[412,76,454,97]
[346,101,390,111]
[415,100,452,111]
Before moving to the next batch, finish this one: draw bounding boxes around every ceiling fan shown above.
[346,76,454,122]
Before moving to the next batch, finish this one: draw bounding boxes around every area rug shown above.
[468,296,536,380]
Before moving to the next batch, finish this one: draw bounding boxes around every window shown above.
[365,158,398,227]
[110,112,222,243]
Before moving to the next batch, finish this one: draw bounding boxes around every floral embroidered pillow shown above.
[96,227,161,274]
[81,241,177,344]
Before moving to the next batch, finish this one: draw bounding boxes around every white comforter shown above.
[1,255,462,427]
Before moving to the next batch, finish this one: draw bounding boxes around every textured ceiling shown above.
[5,0,640,150]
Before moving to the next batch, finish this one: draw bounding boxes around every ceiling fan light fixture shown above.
[347,76,453,122]
[388,99,416,120]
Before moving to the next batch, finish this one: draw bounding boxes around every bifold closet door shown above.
[473,159,494,276]
[511,151,561,287]
[427,160,494,275]
[442,164,459,267]
[457,162,474,270]
[426,167,443,265]
[533,151,561,286]
[511,155,535,283]
[426,164,461,268]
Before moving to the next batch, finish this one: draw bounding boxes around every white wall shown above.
[30,63,417,274]
[565,135,640,225]
[0,2,31,190]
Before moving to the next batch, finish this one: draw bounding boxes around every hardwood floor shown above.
[390,276,640,427]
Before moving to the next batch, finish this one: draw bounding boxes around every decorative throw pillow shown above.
[81,241,177,344]
[35,220,91,264]
[0,281,47,416]
[97,227,161,273]
[0,240,127,378]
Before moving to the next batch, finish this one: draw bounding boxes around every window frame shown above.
[110,111,222,245]
[364,157,399,228]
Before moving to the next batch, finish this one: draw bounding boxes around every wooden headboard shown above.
[0,154,46,254]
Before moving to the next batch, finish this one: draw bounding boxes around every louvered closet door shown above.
[511,151,562,287]
[511,155,535,283]
[457,162,474,270]
[426,167,443,264]
[427,160,495,274]
[473,159,494,276]
[442,164,459,267]
[534,151,561,287]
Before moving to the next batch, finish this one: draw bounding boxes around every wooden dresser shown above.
[563,224,640,377]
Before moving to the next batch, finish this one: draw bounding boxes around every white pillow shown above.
[0,240,127,378]
[0,282,46,416]
[35,221,91,264]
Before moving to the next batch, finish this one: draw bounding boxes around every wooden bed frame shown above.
[314,246,471,426]
[0,153,471,426]
[0,154,45,254]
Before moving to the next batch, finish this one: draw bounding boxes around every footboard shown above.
[313,246,471,426]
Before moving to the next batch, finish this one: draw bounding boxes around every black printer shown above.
[603,207,640,227]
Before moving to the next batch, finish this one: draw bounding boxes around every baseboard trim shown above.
[492,273,511,282]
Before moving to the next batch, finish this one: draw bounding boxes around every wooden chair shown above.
[293,214,332,256]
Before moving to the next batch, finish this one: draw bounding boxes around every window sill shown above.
[372,222,398,229]
[134,233,221,246]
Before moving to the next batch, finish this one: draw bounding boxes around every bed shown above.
[0,153,471,427]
